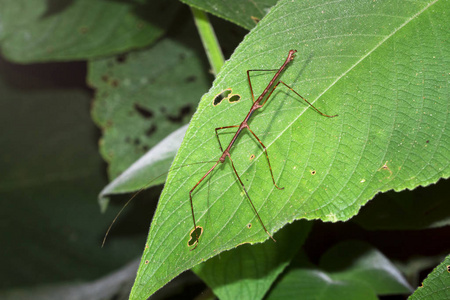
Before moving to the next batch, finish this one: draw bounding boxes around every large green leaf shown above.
[266,241,412,299]
[409,254,450,300]
[131,0,449,298]
[0,0,180,63]
[181,0,278,30]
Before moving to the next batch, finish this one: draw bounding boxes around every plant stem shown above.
[191,7,224,76]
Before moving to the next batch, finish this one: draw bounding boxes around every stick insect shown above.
[189,50,337,249]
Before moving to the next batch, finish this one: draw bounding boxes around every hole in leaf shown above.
[134,103,154,119]
[116,53,128,63]
[167,105,192,123]
[228,94,241,103]
[213,89,232,106]
[188,226,203,249]
[145,124,157,136]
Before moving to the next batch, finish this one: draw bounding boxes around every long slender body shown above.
[219,51,296,161]
[188,50,336,248]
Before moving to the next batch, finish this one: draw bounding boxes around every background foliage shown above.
[0,0,448,300]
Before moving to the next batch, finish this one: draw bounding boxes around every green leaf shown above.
[131,0,449,298]
[409,255,450,300]
[89,31,211,181]
[319,241,412,295]
[193,220,311,299]
[266,241,411,299]
[0,0,180,63]
[266,269,377,300]
[181,0,278,30]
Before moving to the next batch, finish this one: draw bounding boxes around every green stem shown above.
[191,7,224,76]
